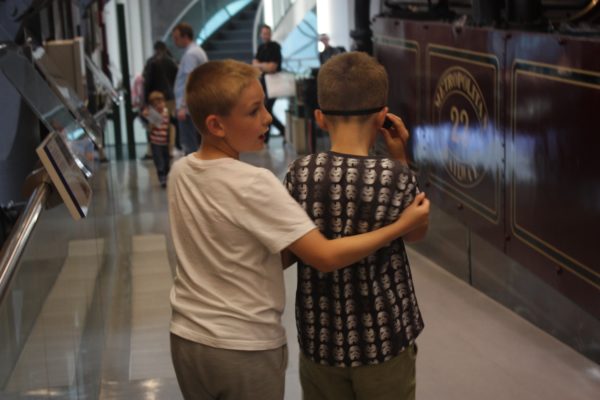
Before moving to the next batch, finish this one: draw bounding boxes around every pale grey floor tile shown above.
[99,378,183,400]
[407,247,600,400]
[129,233,176,382]
[281,246,600,400]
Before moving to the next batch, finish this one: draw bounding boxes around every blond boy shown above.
[284,52,428,400]
[144,91,171,187]
[167,59,429,400]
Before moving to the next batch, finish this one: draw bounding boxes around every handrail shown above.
[253,0,264,55]
[0,182,51,304]
[93,99,114,121]
[85,54,122,105]
[568,0,600,21]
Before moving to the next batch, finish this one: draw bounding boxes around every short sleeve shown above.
[237,168,315,253]
[283,163,295,196]
[397,168,420,211]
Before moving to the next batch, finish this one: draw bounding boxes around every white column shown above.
[123,0,145,77]
[103,1,122,86]
[264,0,275,28]
[140,0,154,61]
[317,0,352,52]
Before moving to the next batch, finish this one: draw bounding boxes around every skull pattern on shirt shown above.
[284,151,424,367]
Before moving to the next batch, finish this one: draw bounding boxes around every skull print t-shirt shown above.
[284,151,424,367]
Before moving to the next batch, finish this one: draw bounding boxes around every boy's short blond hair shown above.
[318,52,388,119]
[148,91,165,105]
[186,59,261,134]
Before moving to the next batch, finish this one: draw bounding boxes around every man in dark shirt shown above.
[253,24,285,144]
[143,41,179,154]
[319,33,345,65]
[143,41,178,110]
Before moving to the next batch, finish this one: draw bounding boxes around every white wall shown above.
[103,2,121,87]
[269,0,317,43]
[141,0,154,61]
[267,0,362,51]
[316,0,352,51]
[103,0,153,87]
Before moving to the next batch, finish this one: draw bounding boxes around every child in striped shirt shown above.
[145,91,172,187]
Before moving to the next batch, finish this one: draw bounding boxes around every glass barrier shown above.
[0,44,94,177]
[0,43,118,398]
[0,160,117,399]
[85,55,121,106]
[32,47,105,159]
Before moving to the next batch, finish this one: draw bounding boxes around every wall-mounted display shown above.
[36,131,91,220]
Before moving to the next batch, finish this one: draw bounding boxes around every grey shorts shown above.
[170,333,288,400]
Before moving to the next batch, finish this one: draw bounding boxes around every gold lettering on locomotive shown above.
[433,66,488,187]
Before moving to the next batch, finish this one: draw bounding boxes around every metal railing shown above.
[0,181,50,304]
[85,55,122,106]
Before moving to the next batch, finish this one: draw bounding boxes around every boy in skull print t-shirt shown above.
[284,52,428,400]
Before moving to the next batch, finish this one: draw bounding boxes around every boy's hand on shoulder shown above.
[380,113,410,164]
[400,192,430,230]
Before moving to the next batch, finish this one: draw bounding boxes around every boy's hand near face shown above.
[380,113,410,164]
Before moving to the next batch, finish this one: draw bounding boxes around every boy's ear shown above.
[205,115,226,138]
[376,106,388,127]
[314,109,328,131]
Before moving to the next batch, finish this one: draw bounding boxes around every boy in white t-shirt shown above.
[167,59,430,400]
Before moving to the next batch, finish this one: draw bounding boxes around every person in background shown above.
[167,59,430,400]
[285,52,428,400]
[253,24,285,144]
[318,33,345,65]
[143,91,172,188]
[172,22,208,155]
[131,73,154,161]
[143,40,179,156]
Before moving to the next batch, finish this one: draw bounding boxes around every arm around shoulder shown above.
[287,193,430,272]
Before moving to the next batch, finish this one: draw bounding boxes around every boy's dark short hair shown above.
[173,23,194,39]
[260,24,272,32]
[318,52,388,122]
[186,59,260,134]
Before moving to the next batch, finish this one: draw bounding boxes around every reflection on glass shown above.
[32,47,103,143]
[0,44,93,177]
[85,55,121,105]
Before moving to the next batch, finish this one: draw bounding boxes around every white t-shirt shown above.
[168,155,316,351]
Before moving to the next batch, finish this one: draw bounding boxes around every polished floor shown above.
[2,137,600,399]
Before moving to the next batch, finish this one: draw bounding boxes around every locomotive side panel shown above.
[507,32,600,317]
[372,17,600,321]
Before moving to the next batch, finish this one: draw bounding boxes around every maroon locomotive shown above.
[369,0,600,362]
